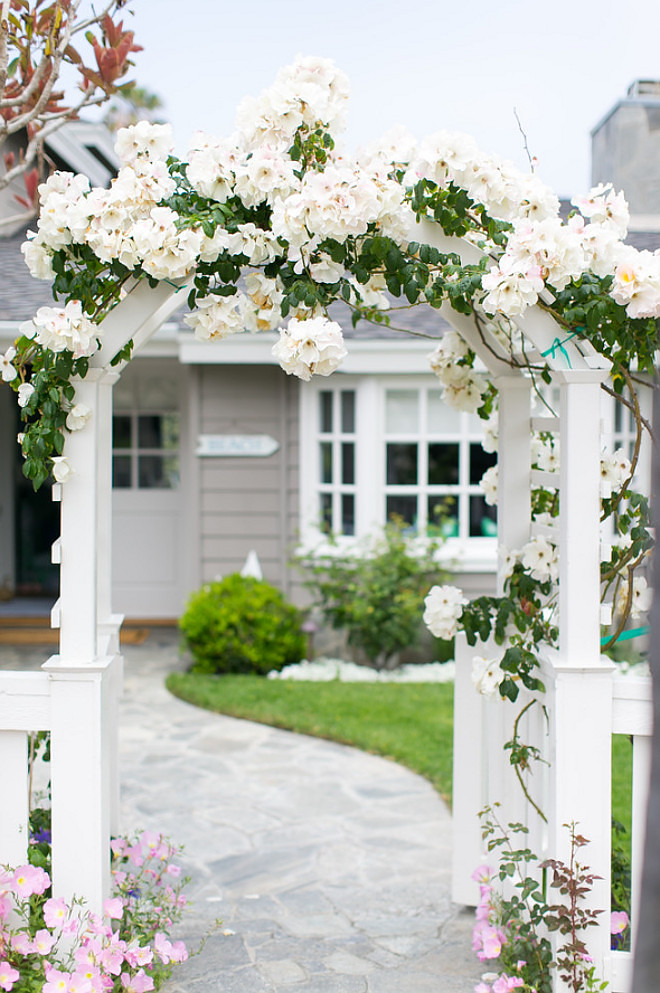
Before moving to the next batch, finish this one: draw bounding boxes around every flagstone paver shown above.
[0,628,482,993]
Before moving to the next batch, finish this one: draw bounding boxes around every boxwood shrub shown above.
[179,574,306,675]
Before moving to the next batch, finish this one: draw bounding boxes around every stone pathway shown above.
[0,629,482,992]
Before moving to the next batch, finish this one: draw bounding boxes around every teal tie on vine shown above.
[540,328,583,369]
[601,625,649,646]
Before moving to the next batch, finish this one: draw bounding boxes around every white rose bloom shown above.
[21,233,55,279]
[428,330,470,372]
[309,254,344,284]
[536,442,560,473]
[616,576,652,619]
[187,132,244,202]
[471,655,506,697]
[227,223,282,265]
[1,346,17,382]
[520,536,558,583]
[610,245,660,318]
[349,273,390,310]
[26,302,98,358]
[423,584,467,640]
[51,456,73,484]
[480,465,498,506]
[482,414,498,454]
[481,259,545,317]
[433,364,487,414]
[572,183,629,238]
[66,403,92,431]
[499,545,519,580]
[115,121,173,165]
[272,316,347,381]
[234,143,300,208]
[17,382,35,407]
[240,274,284,332]
[184,293,245,340]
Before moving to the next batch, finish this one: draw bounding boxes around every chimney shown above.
[591,81,660,219]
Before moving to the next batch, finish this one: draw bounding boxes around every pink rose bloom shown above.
[42,967,71,993]
[611,911,629,935]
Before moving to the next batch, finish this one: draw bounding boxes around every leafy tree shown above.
[0,0,141,228]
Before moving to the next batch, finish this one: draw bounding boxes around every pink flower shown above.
[0,897,11,921]
[11,864,50,898]
[10,931,33,954]
[103,897,124,920]
[472,865,494,885]
[0,961,19,992]
[34,929,56,955]
[42,967,71,993]
[475,984,492,993]
[611,911,629,935]
[43,897,69,929]
[120,969,155,993]
[493,976,525,993]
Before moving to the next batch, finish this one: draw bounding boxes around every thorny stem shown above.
[508,698,548,823]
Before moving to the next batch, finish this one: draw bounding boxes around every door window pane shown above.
[428,443,459,484]
[470,495,497,537]
[112,415,132,449]
[427,390,461,433]
[342,494,355,536]
[387,443,418,485]
[320,442,333,483]
[320,391,333,433]
[470,444,497,485]
[342,443,355,485]
[320,492,333,532]
[428,496,458,537]
[138,455,179,489]
[386,495,418,530]
[341,391,355,433]
[112,455,132,488]
[385,390,419,433]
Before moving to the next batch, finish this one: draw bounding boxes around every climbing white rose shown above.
[423,585,467,640]
[272,316,347,381]
[471,656,505,697]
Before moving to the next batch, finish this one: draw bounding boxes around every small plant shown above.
[0,828,189,993]
[473,806,621,993]
[296,521,448,670]
[179,574,306,675]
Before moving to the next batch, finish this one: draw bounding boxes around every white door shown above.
[111,359,185,619]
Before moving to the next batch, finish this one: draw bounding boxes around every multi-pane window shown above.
[306,379,497,542]
[112,412,180,489]
[383,388,496,538]
[317,388,357,534]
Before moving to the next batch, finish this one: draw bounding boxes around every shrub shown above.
[180,574,306,675]
[296,521,448,670]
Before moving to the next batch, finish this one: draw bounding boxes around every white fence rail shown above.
[452,633,653,993]
[0,657,123,908]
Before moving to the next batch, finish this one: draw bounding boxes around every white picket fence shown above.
[452,633,653,993]
[0,649,123,905]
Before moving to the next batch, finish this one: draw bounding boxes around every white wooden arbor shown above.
[0,218,651,993]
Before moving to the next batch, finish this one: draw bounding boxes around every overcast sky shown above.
[124,0,660,199]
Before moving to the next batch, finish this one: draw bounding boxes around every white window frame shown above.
[299,374,498,571]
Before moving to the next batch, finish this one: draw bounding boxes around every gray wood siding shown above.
[197,365,299,593]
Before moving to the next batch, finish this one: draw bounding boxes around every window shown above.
[383,387,496,538]
[112,412,180,489]
[316,388,357,535]
[302,377,497,545]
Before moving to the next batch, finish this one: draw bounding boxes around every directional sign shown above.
[196,434,280,457]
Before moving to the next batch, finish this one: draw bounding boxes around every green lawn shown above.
[166,671,633,842]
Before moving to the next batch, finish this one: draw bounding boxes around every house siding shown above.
[197,364,300,593]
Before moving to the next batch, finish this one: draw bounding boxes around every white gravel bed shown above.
[268,657,456,682]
